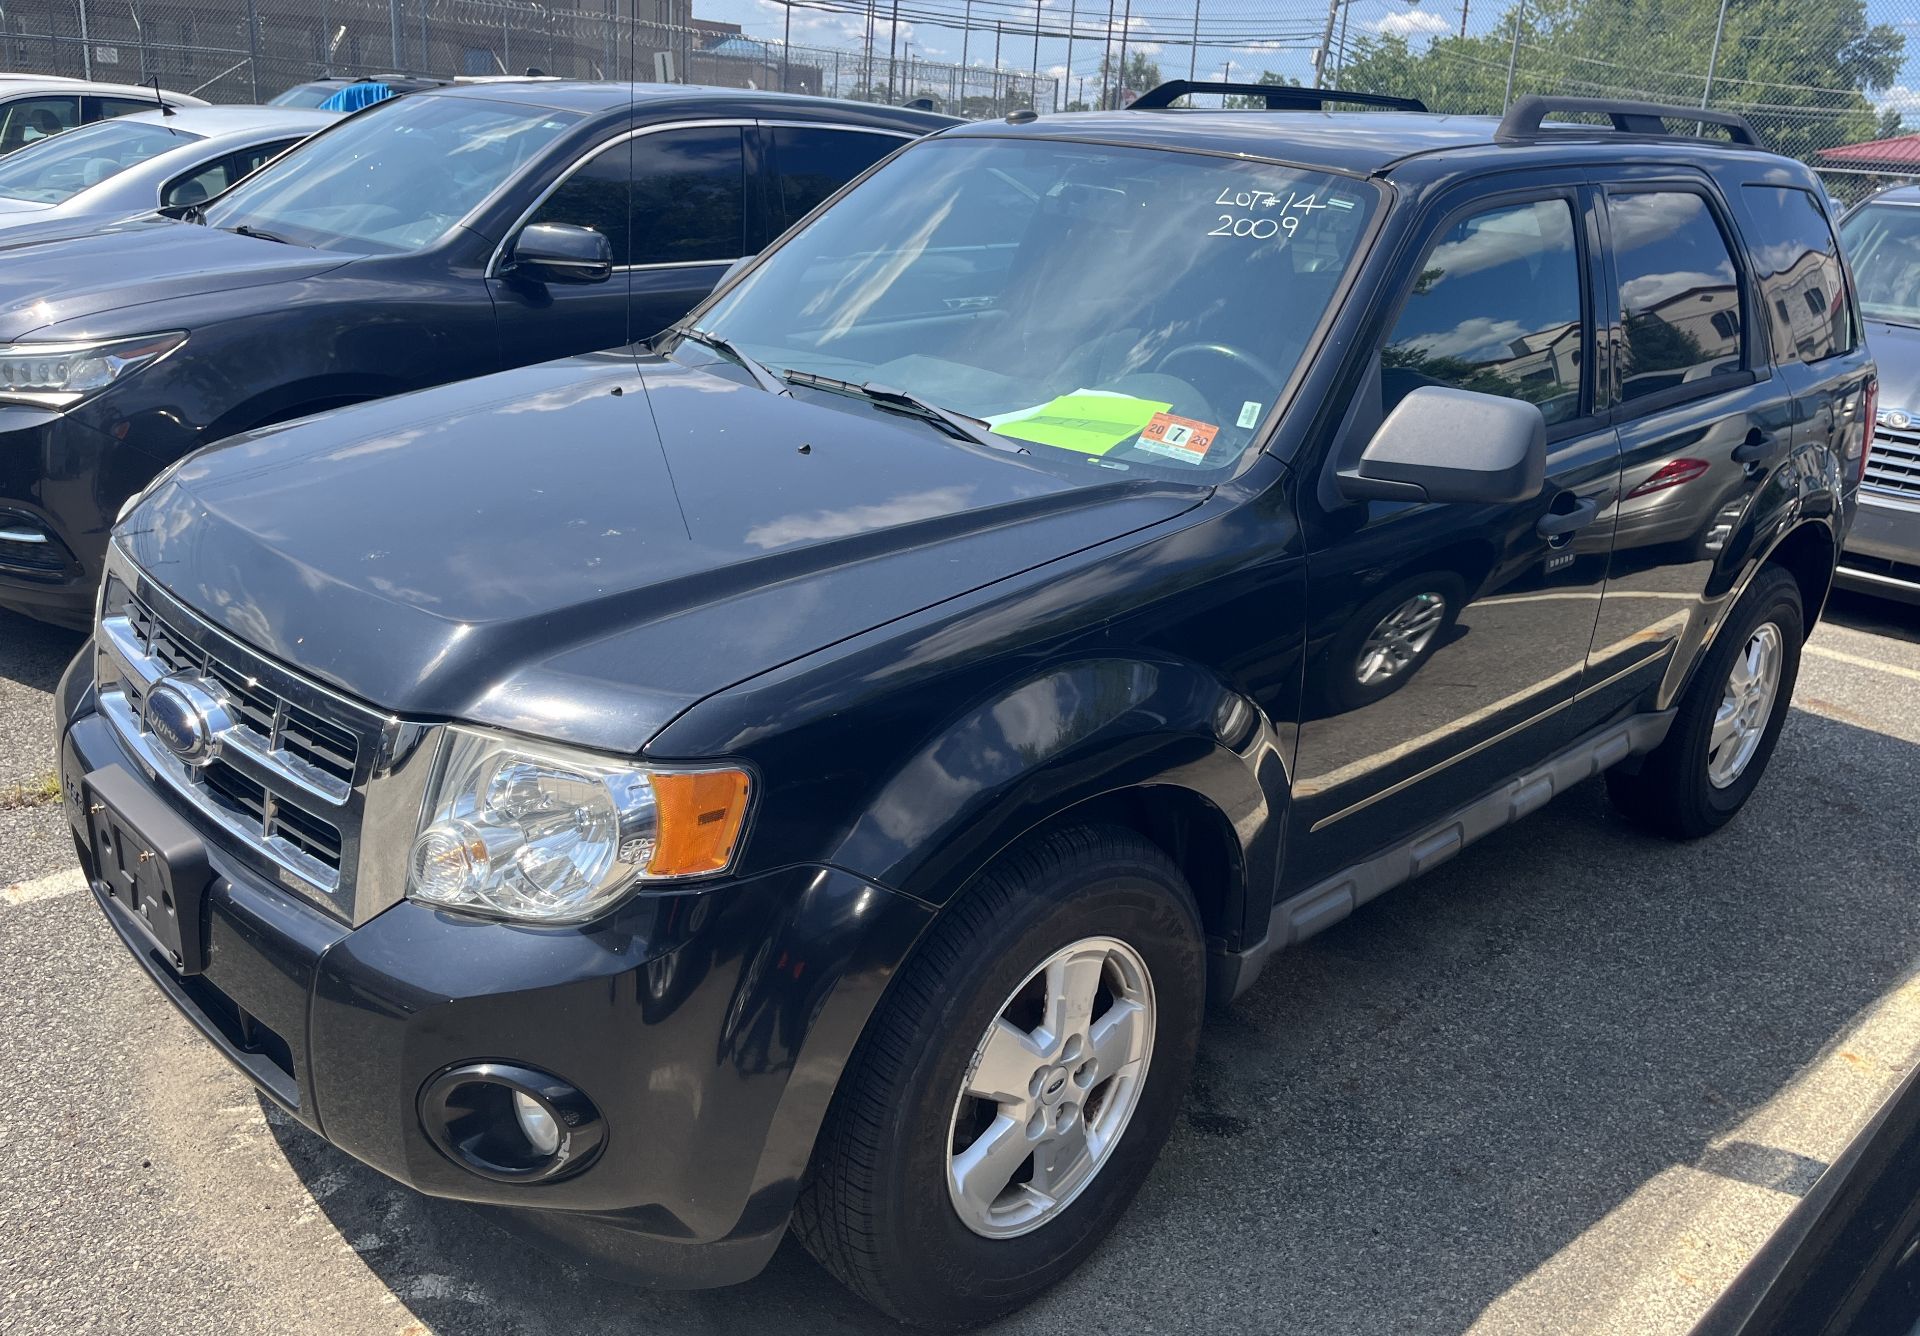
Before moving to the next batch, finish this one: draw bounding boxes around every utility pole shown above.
[1459,0,1469,40]
[961,0,971,84]
[1502,1,1523,108]
[1312,0,1337,87]
[1187,0,1199,82]
[1100,0,1115,108]
[1115,0,1131,105]
[782,0,791,91]
[886,0,901,100]
[1031,0,1041,103]
[1064,0,1076,109]
[1700,0,1730,108]
[1335,0,1353,88]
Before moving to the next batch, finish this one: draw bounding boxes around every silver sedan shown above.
[0,104,339,242]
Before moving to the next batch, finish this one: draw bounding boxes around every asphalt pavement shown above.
[2,591,1918,1335]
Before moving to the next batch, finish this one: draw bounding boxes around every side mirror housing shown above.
[507,222,613,284]
[1337,385,1547,505]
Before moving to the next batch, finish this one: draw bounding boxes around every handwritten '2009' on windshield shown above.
[1209,188,1334,240]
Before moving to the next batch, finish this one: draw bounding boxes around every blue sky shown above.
[694,0,1920,120]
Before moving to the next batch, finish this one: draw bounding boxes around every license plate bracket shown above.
[84,764,212,975]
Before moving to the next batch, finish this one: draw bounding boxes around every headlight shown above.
[406,728,752,924]
[0,332,186,407]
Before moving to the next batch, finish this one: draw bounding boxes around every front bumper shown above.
[1837,490,1920,605]
[0,404,161,627]
[59,671,932,1287]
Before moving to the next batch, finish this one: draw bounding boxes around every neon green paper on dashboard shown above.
[987,390,1172,455]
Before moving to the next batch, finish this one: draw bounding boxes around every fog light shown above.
[513,1090,561,1157]
[417,1062,605,1183]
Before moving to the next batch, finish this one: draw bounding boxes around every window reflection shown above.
[1383,198,1584,425]
[1610,191,1743,400]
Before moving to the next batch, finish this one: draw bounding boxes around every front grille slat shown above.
[1866,427,1920,499]
[96,578,388,919]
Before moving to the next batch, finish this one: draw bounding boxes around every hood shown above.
[0,217,350,339]
[119,351,1205,754]
[1867,318,1920,419]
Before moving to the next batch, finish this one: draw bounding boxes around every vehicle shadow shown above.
[264,705,1920,1335]
[0,607,85,694]
[1824,588,1920,646]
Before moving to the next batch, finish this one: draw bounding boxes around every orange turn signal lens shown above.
[648,769,752,877]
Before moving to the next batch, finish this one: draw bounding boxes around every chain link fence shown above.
[0,0,1056,116]
[2,0,1918,185]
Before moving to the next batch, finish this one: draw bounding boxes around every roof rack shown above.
[1497,95,1763,148]
[1129,81,1428,113]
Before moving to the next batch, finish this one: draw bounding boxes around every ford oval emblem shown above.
[144,677,225,766]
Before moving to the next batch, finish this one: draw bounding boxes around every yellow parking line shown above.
[0,867,87,907]
[1806,643,1920,683]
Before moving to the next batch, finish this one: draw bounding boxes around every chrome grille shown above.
[1865,426,1920,499]
[91,553,436,924]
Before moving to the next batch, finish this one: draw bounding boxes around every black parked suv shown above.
[57,88,1868,1327]
[0,81,949,626]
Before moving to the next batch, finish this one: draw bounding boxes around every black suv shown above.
[57,87,1869,1328]
[0,81,949,626]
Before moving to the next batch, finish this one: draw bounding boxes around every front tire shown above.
[793,826,1205,1329]
[1606,564,1803,839]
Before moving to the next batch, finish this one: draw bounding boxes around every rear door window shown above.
[1383,197,1587,425]
[768,126,904,228]
[1742,186,1854,364]
[163,140,302,208]
[1606,190,1745,403]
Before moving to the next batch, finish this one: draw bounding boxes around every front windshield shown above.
[204,94,577,253]
[697,137,1377,476]
[1840,203,1920,326]
[0,118,198,203]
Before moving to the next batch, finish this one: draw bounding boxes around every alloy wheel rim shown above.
[1707,621,1783,789]
[1355,592,1447,685]
[945,935,1156,1239]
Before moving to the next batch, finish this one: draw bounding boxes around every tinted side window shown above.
[1742,185,1853,364]
[770,127,901,227]
[0,96,79,151]
[1608,191,1743,402]
[1384,197,1585,426]
[631,126,744,264]
[92,97,159,122]
[526,138,633,265]
[163,141,299,207]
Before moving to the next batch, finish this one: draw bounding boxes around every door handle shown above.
[1732,429,1774,465]
[1536,496,1600,540]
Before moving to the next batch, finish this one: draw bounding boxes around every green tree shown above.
[1333,0,1904,164]
[1100,49,1163,107]
[1224,69,1302,109]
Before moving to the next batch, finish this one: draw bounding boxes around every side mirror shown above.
[1337,385,1546,505]
[507,222,613,284]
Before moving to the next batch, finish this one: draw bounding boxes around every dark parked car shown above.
[58,89,1867,1327]
[1835,187,1920,604]
[0,81,951,625]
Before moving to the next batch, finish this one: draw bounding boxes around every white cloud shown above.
[1409,317,1530,361]
[1870,84,1920,120]
[1621,268,1735,310]
[1370,9,1450,37]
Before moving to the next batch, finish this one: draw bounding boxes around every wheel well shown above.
[1765,522,1837,628]
[1028,786,1246,951]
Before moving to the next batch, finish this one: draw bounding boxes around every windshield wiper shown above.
[223,223,291,244]
[676,327,787,396]
[782,370,1025,453]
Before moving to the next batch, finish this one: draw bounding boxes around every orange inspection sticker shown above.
[1135,412,1219,463]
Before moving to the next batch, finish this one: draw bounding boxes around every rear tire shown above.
[792,825,1205,1329]
[1606,564,1803,839]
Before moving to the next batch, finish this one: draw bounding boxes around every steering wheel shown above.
[1152,341,1286,395]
